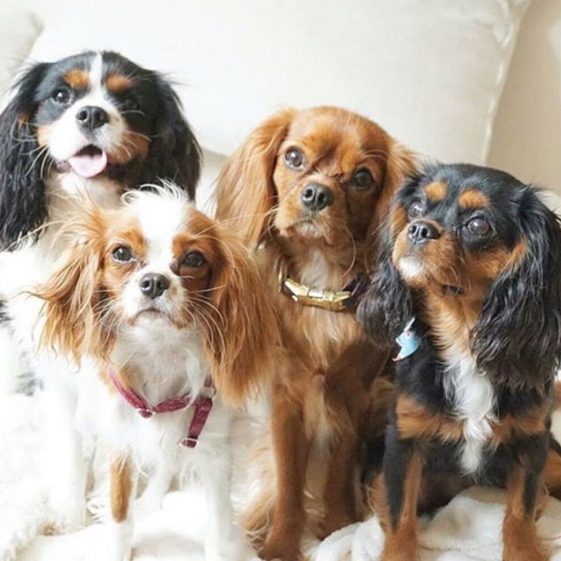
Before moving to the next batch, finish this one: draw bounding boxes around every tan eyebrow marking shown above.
[64,69,89,90]
[425,181,447,202]
[459,188,489,209]
[105,74,133,94]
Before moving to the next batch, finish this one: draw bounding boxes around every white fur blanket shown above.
[2,394,561,561]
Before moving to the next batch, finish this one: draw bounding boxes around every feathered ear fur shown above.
[215,108,296,249]
[358,171,421,347]
[0,63,51,249]
[473,188,561,391]
[357,231,413,347]
[203,226,279,406]
[144,75,202,200]
[365,140,416,260]
[35,207,109,362]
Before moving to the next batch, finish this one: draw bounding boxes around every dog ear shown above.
[215,108,296,250]
[473,188,561,391]
[145,75,201,200]
[36,206,109,362]
[358,171,421,347]
[203,225,278,406]
[366,138,416,259]
[357,232,414,347]
[0,63,51,249]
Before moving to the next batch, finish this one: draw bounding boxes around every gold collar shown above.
[277,259,367,312]
[282,277,354,312]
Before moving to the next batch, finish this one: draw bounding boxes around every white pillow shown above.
[27,0,530,164]
[0,6,42,98]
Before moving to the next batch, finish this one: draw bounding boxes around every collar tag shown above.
[394,318,421,361]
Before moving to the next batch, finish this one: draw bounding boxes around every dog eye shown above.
[52,87,71,105]
[284,148,305,170]
[465,217,491,236]
[112,245,134,263]
[182,251,206,268]
[408,201,425,219]
[121,97,140,112]
[353,169,374,189]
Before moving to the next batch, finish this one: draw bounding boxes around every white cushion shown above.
[0,5,42,98]
[26,0,530,165]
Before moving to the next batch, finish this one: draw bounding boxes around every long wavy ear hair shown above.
[357,172,422,347]
[365,139,416,262]
[202,224,279,406]
[0,62,52,249]
[215,108,296,250]
[142,74,202,200]
[473,187,561,391]
[35,206,110,362]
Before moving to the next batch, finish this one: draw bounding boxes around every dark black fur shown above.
[0,51,201,249]
[358,163,561,534]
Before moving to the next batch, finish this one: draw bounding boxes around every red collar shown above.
[108,367,215,448]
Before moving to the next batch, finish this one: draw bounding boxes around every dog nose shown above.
[301,184,334,212]
[139,273,170,299]
[76,106,109,130]
[407,220,441,244]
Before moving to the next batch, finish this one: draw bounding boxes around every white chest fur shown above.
[442,349,496,474]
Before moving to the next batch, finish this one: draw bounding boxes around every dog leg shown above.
[41,376,87,531]
[260,387,309,561]
[318,426,359,539]
[135,464,172,517]
[503,442,548,561]
[201,445,252,561]
[380,425,421,561]
[108,455,135,561]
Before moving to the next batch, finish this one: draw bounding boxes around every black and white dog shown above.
[0,50,201,530]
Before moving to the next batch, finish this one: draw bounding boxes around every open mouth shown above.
[65,145,109,179]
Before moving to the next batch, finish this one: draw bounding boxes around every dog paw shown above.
[316,511,355,540]
[259,540,303,561]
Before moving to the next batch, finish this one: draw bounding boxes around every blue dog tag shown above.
[394,318,421,361]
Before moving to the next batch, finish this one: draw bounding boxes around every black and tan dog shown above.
[358,163,561,561]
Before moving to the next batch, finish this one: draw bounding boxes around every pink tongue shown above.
[68,150,108,178]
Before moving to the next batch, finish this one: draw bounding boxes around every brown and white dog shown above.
[37,184,278,561]
[216,106,415,560]
[0,50,200,530]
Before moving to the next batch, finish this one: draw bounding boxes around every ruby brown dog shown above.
[216,106,415,561]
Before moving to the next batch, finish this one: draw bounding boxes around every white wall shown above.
[489,0,561,192]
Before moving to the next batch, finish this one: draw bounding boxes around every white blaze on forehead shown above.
[128,189,190,267]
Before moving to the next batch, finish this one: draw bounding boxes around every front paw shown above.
[259,539,303,561]
[503,544,547,561]
[316,510,355,540]
[381,540,418,561]
[205,537,255,561]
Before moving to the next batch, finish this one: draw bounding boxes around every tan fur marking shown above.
[381,452,422,561]
[459,189,489,209]
[396,395,464,442]
[503,466,548,561]
[64,69,89,90]
[490,408,548,445]
[425,181,447,202]
[110,457,132,523]
[105,73,133,93]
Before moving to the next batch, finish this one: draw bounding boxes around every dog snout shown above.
[300,183,334,212]
[407,220,441,245]
[139,273,170,299]
[76,106,109,130]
